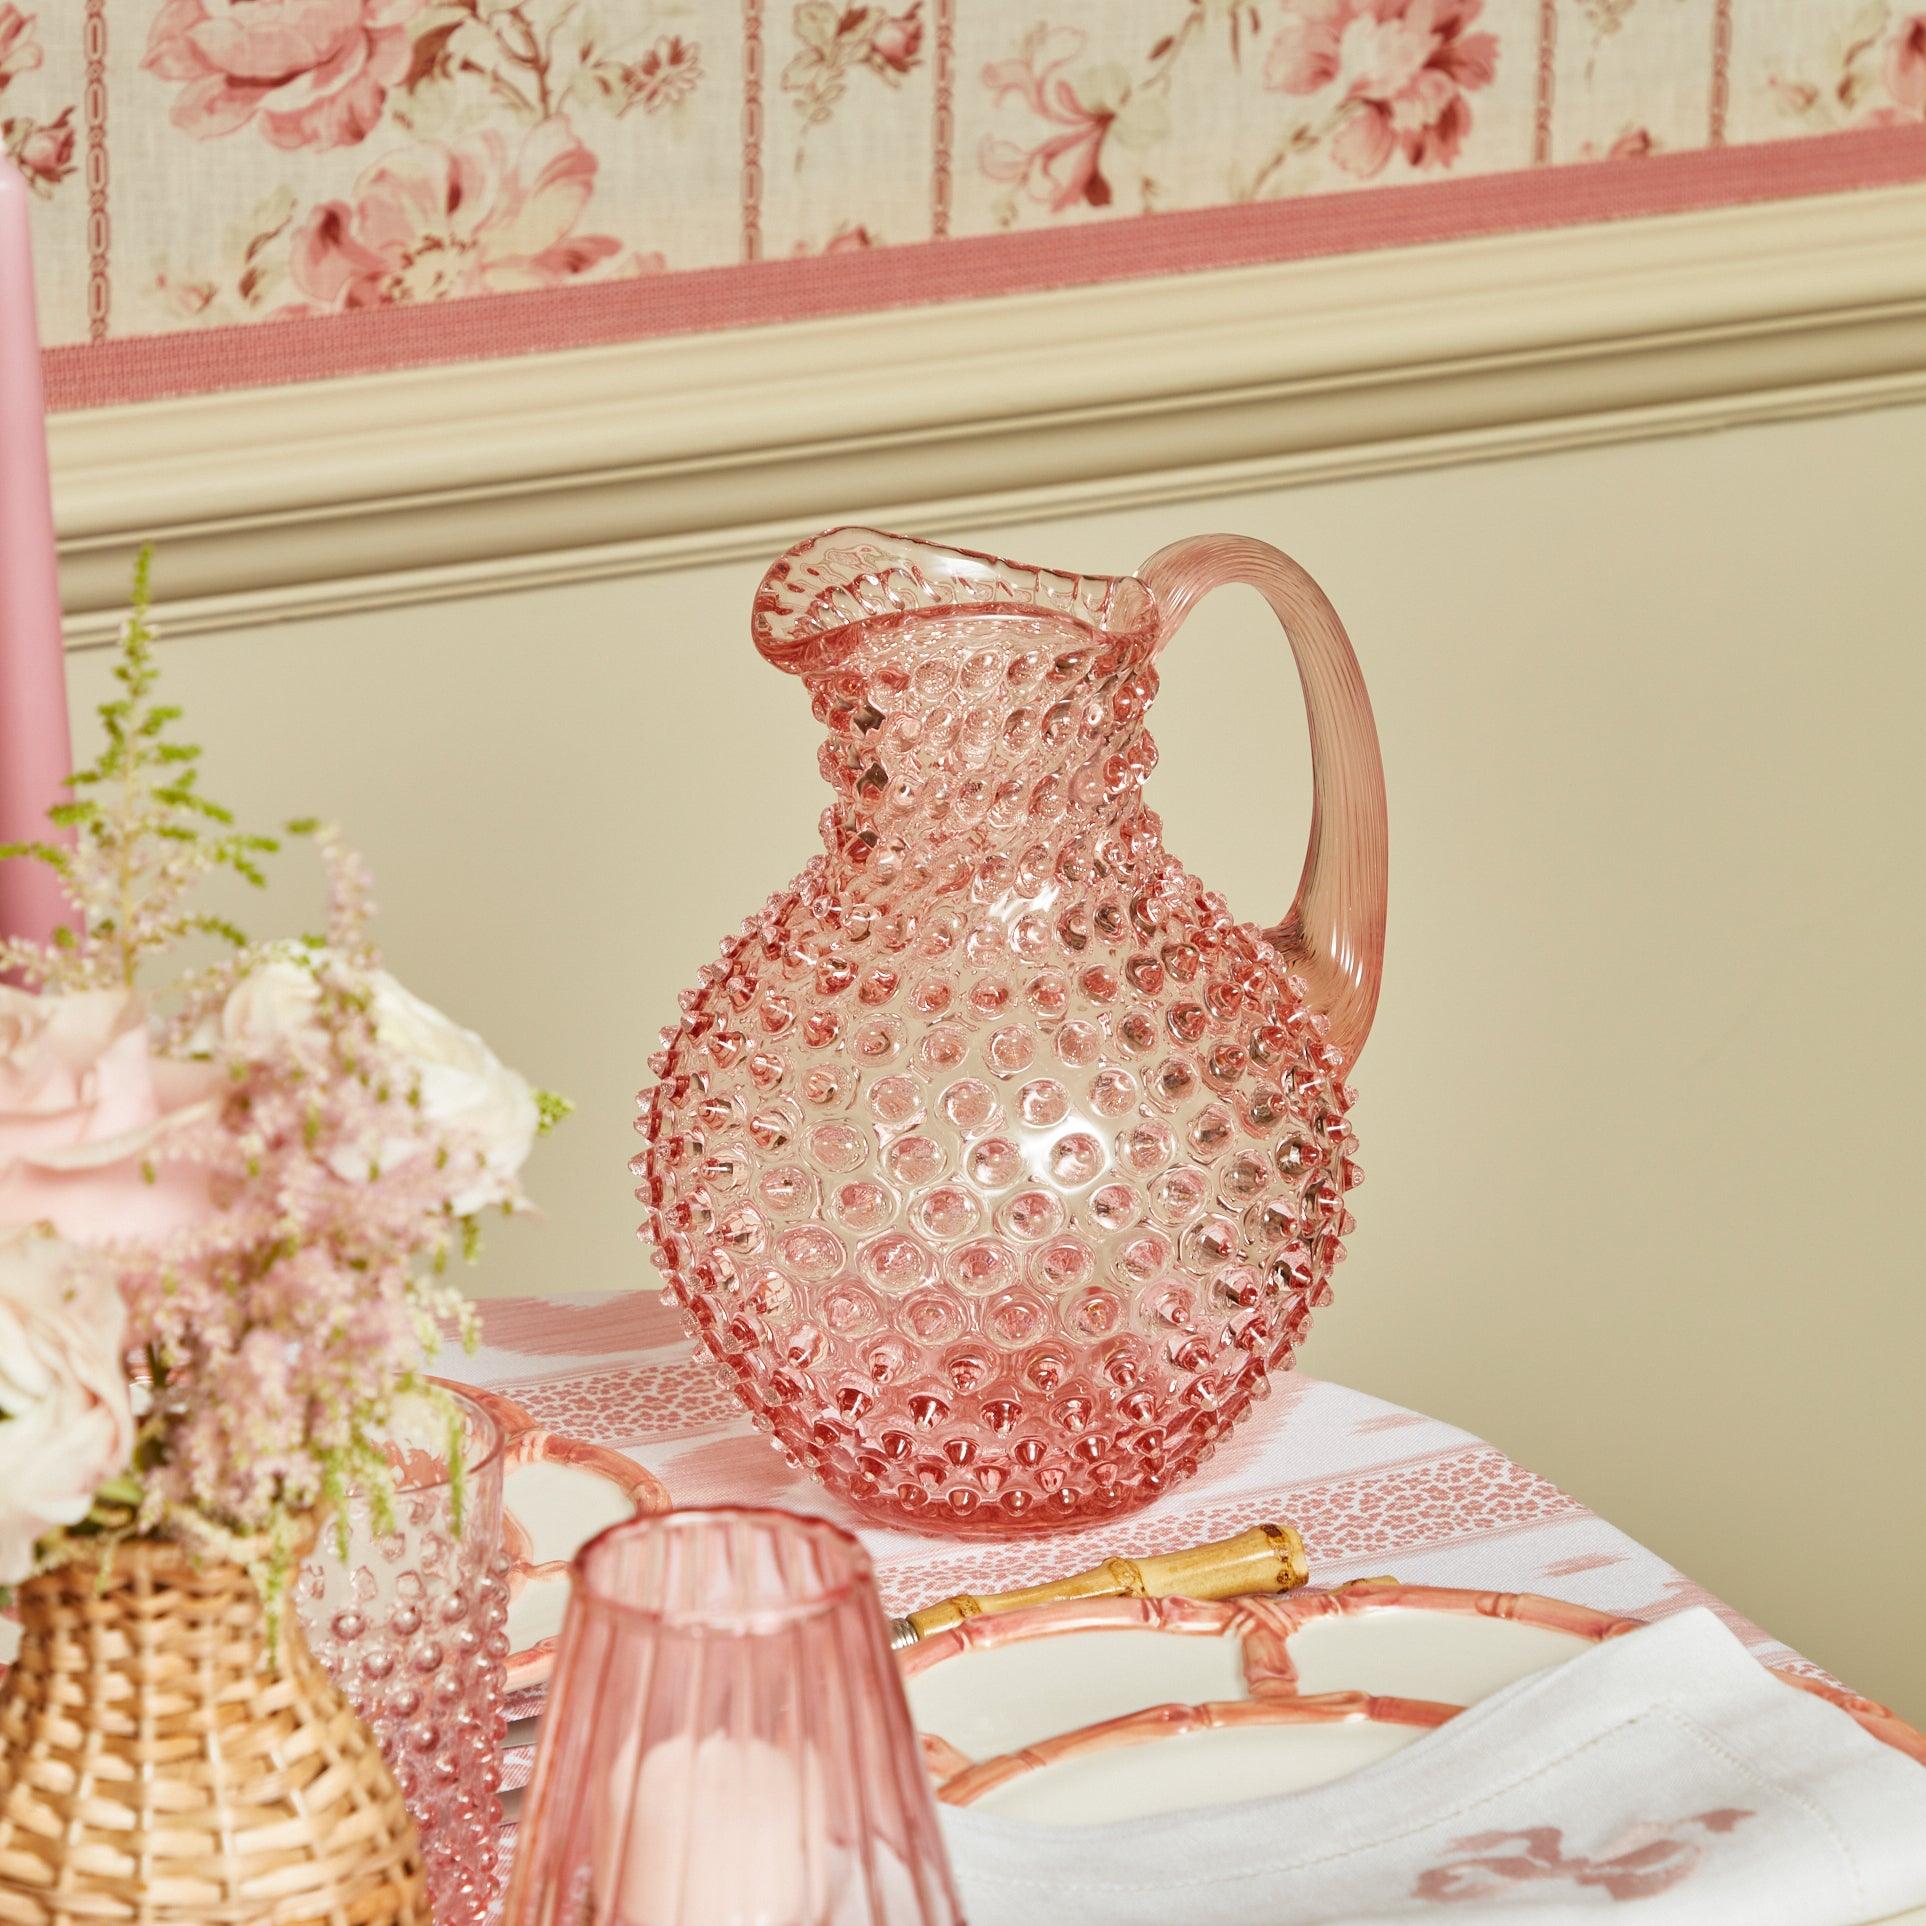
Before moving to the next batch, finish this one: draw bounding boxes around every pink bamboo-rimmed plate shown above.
[438,1380,670,1693]
[939,1689,1458,1816]
[899,1581,1926,1819]
[1247,1582,1926,1770]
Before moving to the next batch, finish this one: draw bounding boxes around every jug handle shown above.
[1138,536,1388,1066]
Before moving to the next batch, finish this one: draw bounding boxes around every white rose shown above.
[366,972,540,1212]
[222,957,539,1214]
[0,1225,135,1585]
[213,956,325,1048]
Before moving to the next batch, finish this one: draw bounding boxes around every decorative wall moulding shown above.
[50,181,1926,647]
[39,126,1926,411]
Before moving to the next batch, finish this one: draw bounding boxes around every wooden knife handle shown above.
[901,1522,1309,1643]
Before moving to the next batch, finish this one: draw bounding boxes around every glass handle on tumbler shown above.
[1138,535,1388,1065]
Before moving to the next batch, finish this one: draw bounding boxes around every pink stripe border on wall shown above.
[42,125,1926,415]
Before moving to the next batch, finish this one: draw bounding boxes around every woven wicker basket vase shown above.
[0,1541,428,1926]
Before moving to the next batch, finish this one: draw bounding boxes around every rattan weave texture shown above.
[0,1542,427,1926]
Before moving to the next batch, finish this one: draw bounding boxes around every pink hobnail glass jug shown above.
[635,529,1387,1536]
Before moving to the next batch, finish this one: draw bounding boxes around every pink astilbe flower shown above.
[117,918,508,1547]
[0,553,563,1586]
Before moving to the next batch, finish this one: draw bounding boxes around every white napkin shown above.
[938,1609,1926,1924]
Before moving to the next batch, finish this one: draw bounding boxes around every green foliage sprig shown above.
[0,547,311,991]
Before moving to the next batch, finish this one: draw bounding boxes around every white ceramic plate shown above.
[978,1712,1428,1823]
[900,1581,1926,1826]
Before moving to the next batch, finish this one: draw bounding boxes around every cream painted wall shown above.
[68,400,1926,1718]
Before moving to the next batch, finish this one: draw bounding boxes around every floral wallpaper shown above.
[10,2,1925,408]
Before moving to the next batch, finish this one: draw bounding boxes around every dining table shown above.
[457,1286,1841,1855]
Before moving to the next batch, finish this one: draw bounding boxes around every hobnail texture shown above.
[636,529,1386,1536]
[299,1387,511,1926]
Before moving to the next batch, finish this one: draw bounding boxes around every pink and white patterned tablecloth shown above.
[461,1288,1818,1707]
[458,1286,1841,1896]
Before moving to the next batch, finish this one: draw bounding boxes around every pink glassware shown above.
[636,529,1387,1535]
[297,1385,511,1926]
[504,1507,964,1926]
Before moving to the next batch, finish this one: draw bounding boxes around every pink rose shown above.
[868,7,923,75]
[1886,14,1926,115]
[290,117,639,309]
[0,988,222,1246]
[13,105,75,190]
[0,4,42,89]
[1267,0,1497,178]
[140,0,424,151]
[0,1226,134,1584]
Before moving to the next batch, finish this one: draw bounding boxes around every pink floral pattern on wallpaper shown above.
[0,5,74,197]
[977,0,1501,226]
[142,0,424,150]
[793,222,878,254]
[1414,1809,1754,1904]
[12,2,1926,367]
[289,118,656,308]
[616,34,703,113]
[1265,0,1499,177]
[141,0,701,324]
[980,26,1171,215]
[1768,5,1926,131]
[782,3,924,134]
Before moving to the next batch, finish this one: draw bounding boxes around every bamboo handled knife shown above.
[887,1521,1309,1650]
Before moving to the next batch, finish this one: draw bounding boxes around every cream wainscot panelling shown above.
[52,191,1926,1728]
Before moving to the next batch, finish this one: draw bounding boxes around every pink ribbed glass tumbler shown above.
[505,1508,962,1926]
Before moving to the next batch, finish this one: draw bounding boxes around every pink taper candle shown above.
[0,158,74,953]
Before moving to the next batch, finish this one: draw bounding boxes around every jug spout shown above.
[752,528,1158,677]
[755,529,1165,879]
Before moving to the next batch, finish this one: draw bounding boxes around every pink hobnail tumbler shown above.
[298,1386,511,1926]
[503,1507,964,1926]
[636,530,1387,1536]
